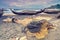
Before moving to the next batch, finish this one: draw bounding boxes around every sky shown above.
[0,0,60,10]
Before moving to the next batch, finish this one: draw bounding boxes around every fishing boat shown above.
[44,9,60,14]
[10,9,44,15]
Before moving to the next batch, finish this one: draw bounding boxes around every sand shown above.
[0,13,60,40]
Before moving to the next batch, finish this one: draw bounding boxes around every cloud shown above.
[4,0,60,8]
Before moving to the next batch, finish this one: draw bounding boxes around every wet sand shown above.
[0,13,60,40]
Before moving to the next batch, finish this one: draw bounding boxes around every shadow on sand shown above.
[0,16,8,23]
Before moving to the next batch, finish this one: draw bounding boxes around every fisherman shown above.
[22,19,56,40]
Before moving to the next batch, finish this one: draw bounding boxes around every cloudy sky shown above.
[0,0,60,9]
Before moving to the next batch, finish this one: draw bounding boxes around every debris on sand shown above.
[9,19,56,40]
[23,19,56,39]
[11,16,53,26]
[20,36,27,40]
[33,16,53,21]
[9,36,27,40]
[13,18,33,26]
[51,19,60,26]
[3,18,12,23]
[12,18,17,23]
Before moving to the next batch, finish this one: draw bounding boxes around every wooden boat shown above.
[44,9,60,14]
[0,9,3,17]
[10,9,44,15]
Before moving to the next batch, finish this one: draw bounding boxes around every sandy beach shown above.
[0,13,60,40]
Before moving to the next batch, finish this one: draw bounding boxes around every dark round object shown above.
[57,15,60,19]
[12,18,16,23]
[27,21,42,33]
